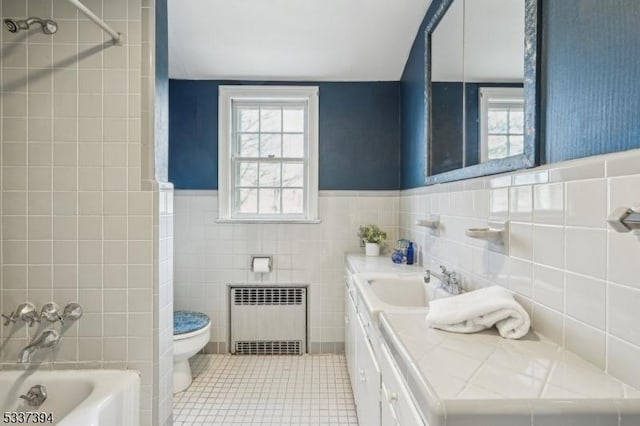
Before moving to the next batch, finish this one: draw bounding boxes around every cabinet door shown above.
[381,383,399,426]
[380,343,425,426]
[355,319,381,426]
[345,284,358,395]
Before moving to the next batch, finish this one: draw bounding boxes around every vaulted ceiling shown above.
[168,0,432,81]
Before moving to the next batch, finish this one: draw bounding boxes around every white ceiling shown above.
[168,0,433,81]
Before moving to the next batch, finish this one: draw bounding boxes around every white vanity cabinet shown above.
[354,317,381,426]
[345,272,381,426]
[345,267,424,426]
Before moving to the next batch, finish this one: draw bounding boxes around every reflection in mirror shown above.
[428,0,526,176]
[431,0,464,175]
[479,87,524,161]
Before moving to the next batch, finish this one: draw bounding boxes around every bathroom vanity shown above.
[344,254,640,426]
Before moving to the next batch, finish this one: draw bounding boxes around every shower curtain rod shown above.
[67,0,123,45]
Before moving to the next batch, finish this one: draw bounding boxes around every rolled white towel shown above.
[425,285,530,339]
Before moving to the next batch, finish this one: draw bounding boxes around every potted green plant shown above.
[358,225,387,257]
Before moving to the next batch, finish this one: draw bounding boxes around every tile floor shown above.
[173,354,359,425]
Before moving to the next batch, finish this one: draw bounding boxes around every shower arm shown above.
[67,0,123,46]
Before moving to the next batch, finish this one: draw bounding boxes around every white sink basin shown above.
[369,277,429,307]
[353,272,450,321]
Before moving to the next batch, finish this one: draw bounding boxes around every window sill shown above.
[216,218,322,224]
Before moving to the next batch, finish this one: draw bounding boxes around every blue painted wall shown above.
[400,0,640,188]
[543,0,640,163]
[169,80,401,190]
[169,81,219,189]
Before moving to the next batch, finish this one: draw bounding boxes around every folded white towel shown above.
[425,285,530,339]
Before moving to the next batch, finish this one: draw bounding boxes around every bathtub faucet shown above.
[17,329,60,364]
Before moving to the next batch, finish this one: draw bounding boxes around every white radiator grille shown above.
[230,286,307,355]
[234,340,302,355]
[233,287,305,305]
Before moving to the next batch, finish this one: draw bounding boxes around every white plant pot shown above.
[365,243,380,257]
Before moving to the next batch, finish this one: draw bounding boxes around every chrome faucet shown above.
[17,329,60,364]
[20,385,47,406]
[424,265,462,295]
[2,302,38,327]
[63,302,83,322]
[38,303,64,325]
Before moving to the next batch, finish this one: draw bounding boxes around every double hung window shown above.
[218,86,319,222]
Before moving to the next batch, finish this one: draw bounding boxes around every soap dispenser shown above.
[406,242,415,265]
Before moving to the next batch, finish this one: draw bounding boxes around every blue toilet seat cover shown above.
[174,311,210,335]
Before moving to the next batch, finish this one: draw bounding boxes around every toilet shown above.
[173,310,211,393]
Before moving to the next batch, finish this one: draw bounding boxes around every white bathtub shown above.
[0,369,140,426]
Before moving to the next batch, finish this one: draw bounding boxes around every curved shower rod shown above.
[67,0,123,46]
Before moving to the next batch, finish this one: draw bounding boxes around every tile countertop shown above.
[345,253,640,424]
[380,312,640,426]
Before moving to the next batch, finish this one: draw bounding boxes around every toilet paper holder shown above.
[250,255,273,273]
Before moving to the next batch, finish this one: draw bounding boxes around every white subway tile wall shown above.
[173,190,399,352]
[399,149,640,389]
[155,184,174,425]
[0,0,166,424]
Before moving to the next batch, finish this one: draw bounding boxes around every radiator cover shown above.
[230,286,307,355]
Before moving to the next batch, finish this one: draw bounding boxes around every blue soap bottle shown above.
[406,242,414,265]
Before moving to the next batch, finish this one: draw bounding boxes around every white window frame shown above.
[479,87,525,162]
[218,85,319,223]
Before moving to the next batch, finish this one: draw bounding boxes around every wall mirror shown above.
[425,0,541,184]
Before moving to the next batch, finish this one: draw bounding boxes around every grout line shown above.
[124,0,130,368]
[100,0,106,367]
[24,0,31,343]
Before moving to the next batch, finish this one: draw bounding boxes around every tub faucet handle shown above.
[3,302,37,327]
[63,303,83,322]
[18,302,38,327]
[39,302,64,325]
[1,313,16,326]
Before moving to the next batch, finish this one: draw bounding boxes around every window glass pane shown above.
[237,188,257,213]
[259,188,281,214]
[259,163,281,186]
[239,134,259,157]
[509,109,524,133]
[488,109,509,134]
[510,136,524,155]
[237,162,258,186]
[282,189,304,214]
[488,135,509,159]
[260,134,282,158]
[260,108,281,132]
[283,134,304,158]
[238,108,259,132]
[282,163,304,187]
[283,108,305,132]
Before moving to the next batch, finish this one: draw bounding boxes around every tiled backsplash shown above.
[174,190,399,353]
[399,149,640,389]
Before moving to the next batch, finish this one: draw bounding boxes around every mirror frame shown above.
[424,0,542,185]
